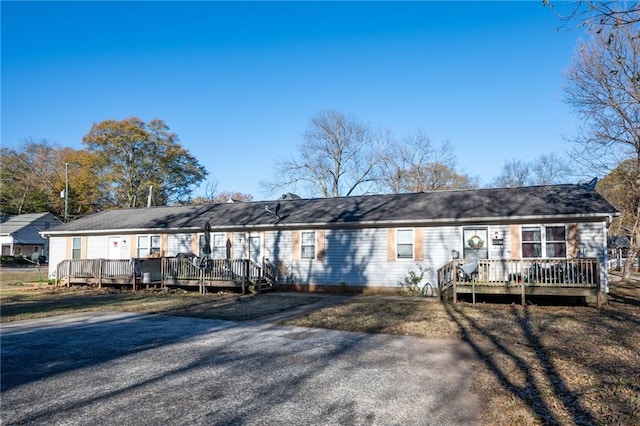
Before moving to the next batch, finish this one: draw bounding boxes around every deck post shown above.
[241,260,246,295]
[66,260,71,287]
[520,259,525,306]
[472,271,476,305]
[98,259,102,288]
[131,260,136,290]
[452,260,458,304]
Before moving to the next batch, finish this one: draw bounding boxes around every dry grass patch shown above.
[282,279,640,425]
[0,268,48,287]
[0,287,320,323]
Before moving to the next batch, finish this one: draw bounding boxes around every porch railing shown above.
[56,259,134,284]
[55,257,276,294]
[438,257,601,303]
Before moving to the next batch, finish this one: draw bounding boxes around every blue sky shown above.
[2,1,588,200]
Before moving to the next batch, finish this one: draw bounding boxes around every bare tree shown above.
[544,1,640,29]
[380,131,477,193]
[261,110,384,197]
[492,159,532,188]
[492,153,572,187]
[564,22,640,279]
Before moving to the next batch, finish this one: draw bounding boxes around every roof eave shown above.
[40,212,615,236]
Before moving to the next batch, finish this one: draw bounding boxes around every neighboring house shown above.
[1,213,61,259]
[42,184,618,300]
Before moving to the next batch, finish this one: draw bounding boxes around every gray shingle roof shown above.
[43,184,619,235]
[1,213,60,243]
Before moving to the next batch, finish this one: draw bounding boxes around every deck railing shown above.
[56,259,134,283]
[57,257,276,293]
[438,257,601,299]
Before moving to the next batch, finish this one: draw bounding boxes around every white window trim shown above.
[301,230,317,260]
[396,228,414,260]
[521,225,568,259]
[137,234,161,258]
[198,232,227,259]
[72,237,82,260]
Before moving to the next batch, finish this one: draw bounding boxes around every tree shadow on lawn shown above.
[443,302,597,426]
[443,279,640,425]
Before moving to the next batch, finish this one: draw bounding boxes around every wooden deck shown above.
[437,258,603,307]
[56,257,276,294]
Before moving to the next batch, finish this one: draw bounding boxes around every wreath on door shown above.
[467,235,484,249]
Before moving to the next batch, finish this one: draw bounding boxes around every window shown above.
[545,226,567,258]
[397,229,413,259]
[212,234,226,259]
[301,231,316,259]
[199,233,227,259]
[137,235,161,258]
[522,227,542,258]
[72,237,82,259]
[522,226,566,258]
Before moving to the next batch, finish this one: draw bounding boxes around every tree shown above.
[0,140,65,215]
[261,110,385,197]
[492,153,572,187]
[0,140,106,219]
[56,148,105,219]
[564,22,640,279]
[192,191,254,205]
[597,159,639,236]
[544,1,640,29]
[82,117,207,207]
[380,131,478,192]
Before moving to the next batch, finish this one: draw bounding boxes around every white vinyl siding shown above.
[87,235,109,259]
[167,234,193,257]
[47,237,67,279]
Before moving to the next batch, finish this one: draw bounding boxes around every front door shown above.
[248,235,262,265]
[108,237,129,259]
[462,227,488,260]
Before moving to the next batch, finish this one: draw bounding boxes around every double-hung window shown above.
[212,234,226,259]
[137,235,161,258]
[199,233,227,259]
[545,226,567,258]
[397,229,414,259]
[301,231,316,259]
[522,226,566,258]
[72,237,82,260]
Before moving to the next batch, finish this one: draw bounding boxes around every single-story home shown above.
[41,184,618,302]
[1,212,61,259]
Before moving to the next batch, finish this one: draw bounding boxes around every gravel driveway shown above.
[1,312,480,425]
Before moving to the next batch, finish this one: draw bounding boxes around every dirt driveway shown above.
[1,311,480,425]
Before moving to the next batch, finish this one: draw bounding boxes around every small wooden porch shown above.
[437,258,603,307]
[55,257,276,294]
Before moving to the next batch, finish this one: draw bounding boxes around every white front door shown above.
[108,237,129,259]
[248,235,262,265]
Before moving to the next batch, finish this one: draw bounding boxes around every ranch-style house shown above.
[41,184,619,305]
